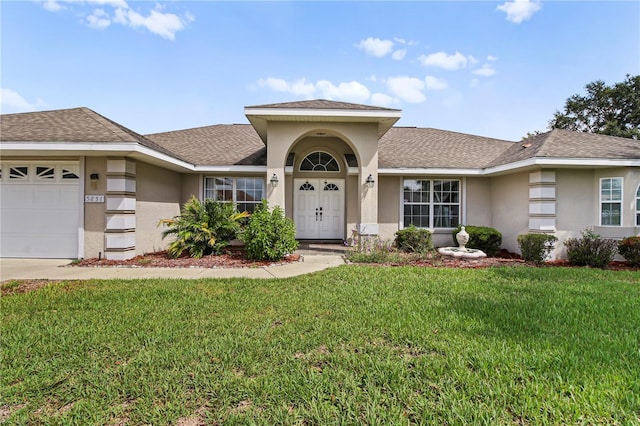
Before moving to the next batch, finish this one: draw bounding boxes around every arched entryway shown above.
[293,151,345,239]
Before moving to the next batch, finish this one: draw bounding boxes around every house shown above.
[1,99,638,260]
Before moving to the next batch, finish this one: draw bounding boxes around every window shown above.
[636,184,640,226]
[9,166,28,180]
[204,177,264,213]
[600,177,622,226]
[300,152,340,171]
[403,179,460,229]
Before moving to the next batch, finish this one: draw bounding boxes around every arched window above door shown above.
[299,152,340,172]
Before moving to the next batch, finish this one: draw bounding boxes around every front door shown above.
[294,178,344,239]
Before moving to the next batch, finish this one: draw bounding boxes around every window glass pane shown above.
[9,166,28,180]
[601,203,621,226]
[236,178,263,210]
[36,166,55,180]
[299,151,340,172]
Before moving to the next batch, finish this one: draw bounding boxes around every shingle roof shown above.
[0,107,181,160]
[246,99,400,112]
[488,128,640,167]
[146,124,266,166]
[379,127,515,169]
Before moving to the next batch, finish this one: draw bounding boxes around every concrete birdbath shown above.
[437,226,487,259]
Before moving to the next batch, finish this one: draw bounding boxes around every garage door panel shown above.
[0,234,78,258]
[0,163,81,258]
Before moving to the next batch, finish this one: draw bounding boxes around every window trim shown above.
[203,176,265,213]
[400,178,462,230]
[599,177,623,227]
[636,183,640,227]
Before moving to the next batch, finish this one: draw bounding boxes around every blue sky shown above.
[1,0,638,141]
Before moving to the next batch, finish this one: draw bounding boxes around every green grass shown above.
[2,266,639,425]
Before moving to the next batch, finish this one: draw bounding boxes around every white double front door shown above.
[294,178,344,239]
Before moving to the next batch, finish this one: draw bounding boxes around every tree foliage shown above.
[549,74,640,139]
[158,196,249,258]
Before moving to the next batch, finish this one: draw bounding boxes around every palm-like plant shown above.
[158,196,249,258]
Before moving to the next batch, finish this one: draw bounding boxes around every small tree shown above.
[158,196,249,258]
[618,236,640,267]
[242,200,298,261]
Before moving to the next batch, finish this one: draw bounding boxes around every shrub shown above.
[394,225,433,253]
[517,233,558,265]
[242,200,298,261]
[345,231,401,263]
[451,225,502,256]
[618,236,640,267]
[159,196,249,258]
[564,228,617,268]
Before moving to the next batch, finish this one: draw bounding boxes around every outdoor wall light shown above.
[270,173,279,188]
[90,173,99,182]
[365,174,375,188]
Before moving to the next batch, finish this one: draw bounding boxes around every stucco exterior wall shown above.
[554,169,595,257]
[490,171,529,253]
[181,173,200,204]
[136,161,182,254]
[84,157,107,259]
[377,175,400,240]
[465,177,492,227]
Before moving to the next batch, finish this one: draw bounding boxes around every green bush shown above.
[242,200,298,261]
[618,236,640,267]
[517,233,558,265]
[451,225,502,256]
[564,228,617,268]
[394,225,433,253]
[346,231,402,263]
[159,196,249,258]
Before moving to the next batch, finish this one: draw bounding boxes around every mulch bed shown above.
[71,250,301,269]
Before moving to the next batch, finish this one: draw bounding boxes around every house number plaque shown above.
[85,195,105,203]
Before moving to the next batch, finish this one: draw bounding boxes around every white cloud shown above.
[114,7,192,40]
[487,55,498,61]
[316,80,370,102]
[387,76,426,103]
[1,88,46,113]
[468,55,479,65]
[258,78,370,103]
[86,9,110,29]
[40,1,193,40]
[356,37,394,58]
[497,0,542,23]
[418,51,469,70]
[424,76,448,90]
[473,64,496,77]
[42,0,64,12]
[258,78,315,97]
[371,93,395,107]
[391,49,407,61]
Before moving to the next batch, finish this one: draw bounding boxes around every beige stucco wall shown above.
[136,161,182,254]
[490,171,529,253]
[83,157,107,259]
[181,173,200,204]
[465,177,492,227]
[377,175,400,240]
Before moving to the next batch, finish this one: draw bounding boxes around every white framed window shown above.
[204,177,265,213]
[600,177,622,226]
[636,184,640,226]
[299,151,340,172]
[403,179,460,229]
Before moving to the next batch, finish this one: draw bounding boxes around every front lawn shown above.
[2,266,639,424]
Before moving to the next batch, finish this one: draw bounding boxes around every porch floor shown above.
[295,240,348,256]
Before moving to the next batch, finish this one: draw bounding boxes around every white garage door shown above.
[0,162,81,258]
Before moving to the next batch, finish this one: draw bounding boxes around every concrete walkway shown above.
[0,249,347,282]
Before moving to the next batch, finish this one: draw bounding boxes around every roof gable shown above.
[0,107,180,160]
[246,99,400,112]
